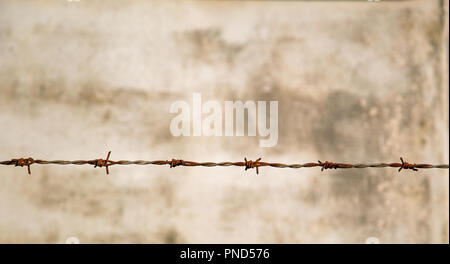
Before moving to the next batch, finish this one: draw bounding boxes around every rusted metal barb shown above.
[318,160,354,171]
[398,157,418,172]
[244,157,261,174]
[6,157,34,174]
[89,151,112,174]
[169,159,184,168]
[318,160,338,171]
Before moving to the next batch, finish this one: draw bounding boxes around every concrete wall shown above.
[0,0,448,243]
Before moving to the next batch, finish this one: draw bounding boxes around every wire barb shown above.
[9,157,34,174]
[398,157,418,172]
[318,160,339,171]
[169,159,184,168]
[244,157,261,174]
[90,151,112,175]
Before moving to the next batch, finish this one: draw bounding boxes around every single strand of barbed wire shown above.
[0,159,449,170]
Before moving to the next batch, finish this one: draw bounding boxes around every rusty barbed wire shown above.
[0,152,448,175]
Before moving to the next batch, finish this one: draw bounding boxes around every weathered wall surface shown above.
[0,0,448,243]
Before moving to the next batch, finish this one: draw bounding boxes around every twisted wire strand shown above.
[0,152,448,175]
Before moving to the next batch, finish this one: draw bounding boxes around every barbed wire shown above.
[0,151,448,175]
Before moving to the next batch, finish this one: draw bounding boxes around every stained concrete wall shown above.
[0,0,448,243]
